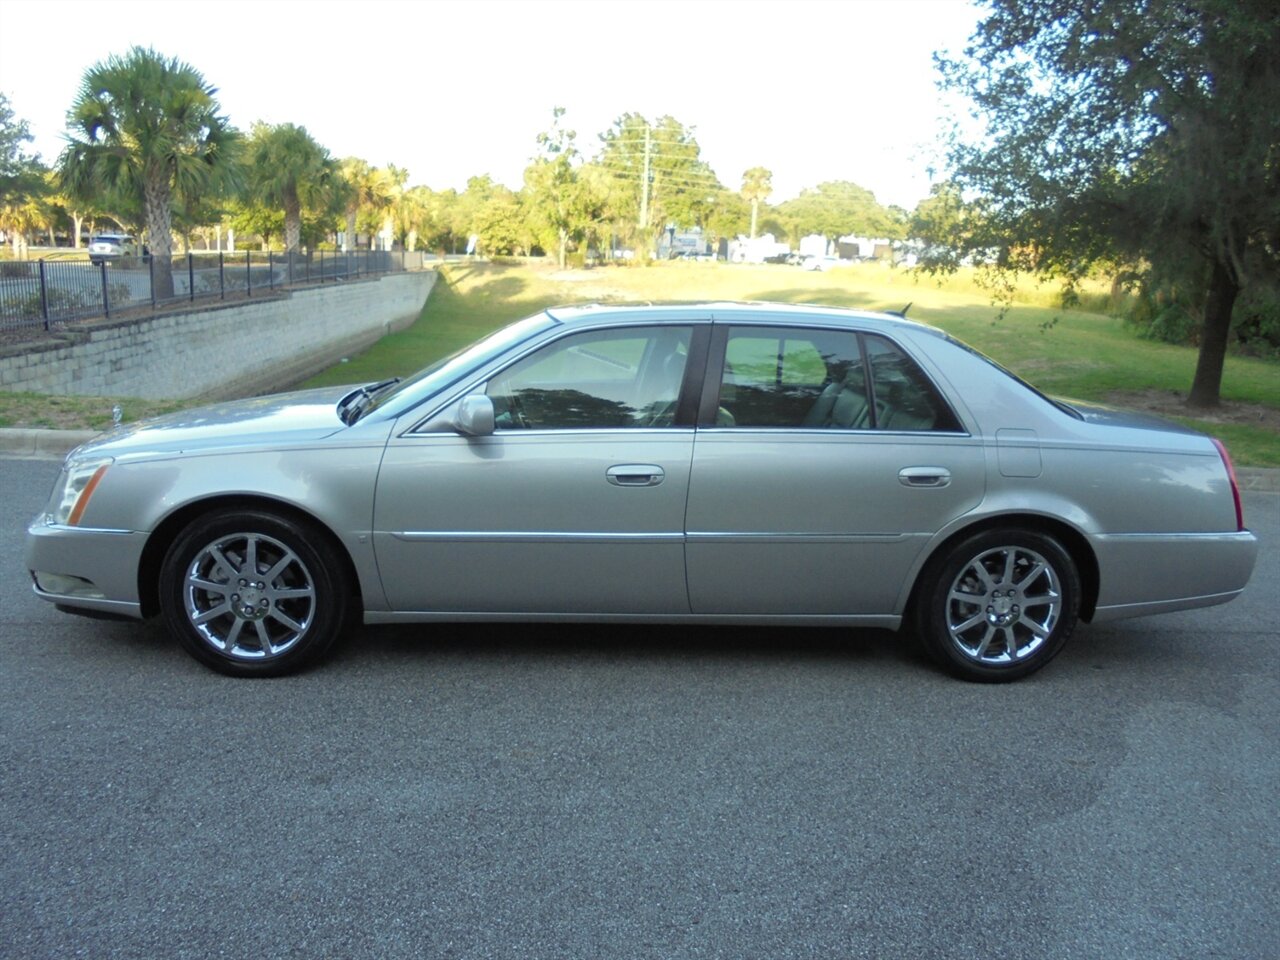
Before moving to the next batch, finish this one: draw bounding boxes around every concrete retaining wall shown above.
[0,270,436,400]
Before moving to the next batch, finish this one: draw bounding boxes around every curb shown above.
[0,428,100,459]
[1,426,1278,491]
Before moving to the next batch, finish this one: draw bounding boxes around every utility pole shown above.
[639,122,651,230]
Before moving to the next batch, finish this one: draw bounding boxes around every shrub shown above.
[1233,284,1280,357]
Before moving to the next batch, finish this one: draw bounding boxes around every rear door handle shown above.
[899,466,952,488]
[607,464,665,487]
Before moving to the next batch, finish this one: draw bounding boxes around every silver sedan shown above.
[26,303,1259,681]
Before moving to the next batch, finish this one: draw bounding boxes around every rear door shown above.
[684,322,986,616]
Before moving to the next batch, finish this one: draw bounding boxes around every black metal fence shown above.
[0,249,408,331]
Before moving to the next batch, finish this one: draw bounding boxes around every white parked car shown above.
[88,233,134,265]
[801,255,842,272]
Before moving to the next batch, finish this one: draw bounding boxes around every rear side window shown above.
[862,335,963,432]
[713,326,962,432]
[720,327,862,427]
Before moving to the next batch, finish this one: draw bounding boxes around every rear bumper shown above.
[1090,530,1258,623]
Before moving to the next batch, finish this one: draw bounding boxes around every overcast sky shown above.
[0,0,981,210]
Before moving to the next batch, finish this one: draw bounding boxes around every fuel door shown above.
[996,428,1042,478]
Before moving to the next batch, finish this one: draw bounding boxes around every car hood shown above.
[71,385,359,459]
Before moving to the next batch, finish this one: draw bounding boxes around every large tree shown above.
[596,114,722,253]
[60,47,240,297]
[936,0,1280,407]
[777,180,904,242]
[524,107,586,268]
[1,93,43,208]
[246,122,334,254]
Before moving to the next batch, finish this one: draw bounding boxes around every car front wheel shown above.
[159,510,351,677]
[917,529,1080,682]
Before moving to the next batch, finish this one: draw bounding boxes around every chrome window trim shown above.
[399,319,712,438]
[706,320,970,435]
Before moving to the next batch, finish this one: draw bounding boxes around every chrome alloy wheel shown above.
[182,532,317,660]
[944,544,1062,665]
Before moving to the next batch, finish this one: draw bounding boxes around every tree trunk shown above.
[750,198,759,239]
[344,210,356,252]
[73,213,84,248]
[284,190,302,254]
[558,227,567,269]
[1187,257,1240,409]
[144,170,175,300]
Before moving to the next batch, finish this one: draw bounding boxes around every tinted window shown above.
[862,334,962,432]
[714,326,961,432]
[487,326,691,429]
[720,327,863,427]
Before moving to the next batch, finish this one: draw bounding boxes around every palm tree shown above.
[741,167,773,239]
[246,122,334,253]
[396,184,434,251]
[338,157,379,252]
[60,47,240,297]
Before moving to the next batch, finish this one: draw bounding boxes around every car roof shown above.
[543,300,945,338]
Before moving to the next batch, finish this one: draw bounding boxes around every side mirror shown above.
[454,394,495,437]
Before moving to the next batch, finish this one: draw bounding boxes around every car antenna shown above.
[886,302,912,318]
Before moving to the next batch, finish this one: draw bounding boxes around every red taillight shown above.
[1211,438,1245,532]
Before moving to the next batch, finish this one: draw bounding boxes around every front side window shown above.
[714,326,961,432]
[487,326,692,429]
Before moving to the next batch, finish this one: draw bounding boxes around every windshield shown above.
[356,312,558,421]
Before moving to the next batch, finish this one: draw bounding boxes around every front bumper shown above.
[25,517,148,619]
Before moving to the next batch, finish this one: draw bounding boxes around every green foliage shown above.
[59,45,241,299]
[595,114,723,251]
[777,181,905,242]
[0,93,44,208]
[523,107,585,267]
[1233,285,1280,357]
[934,0,1280,406]
[245,123,336,252]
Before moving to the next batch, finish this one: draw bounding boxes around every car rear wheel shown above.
[917,529,1080,682]
[159,510,350,677]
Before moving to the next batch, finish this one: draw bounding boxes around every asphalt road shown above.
[2,455,1276,959]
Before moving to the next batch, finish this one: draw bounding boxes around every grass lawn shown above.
[300,260,1280,465]
[4,259,1278,465]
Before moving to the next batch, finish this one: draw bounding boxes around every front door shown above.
[373,324,701,615]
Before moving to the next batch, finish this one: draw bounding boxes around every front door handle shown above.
[607,464,665,487]
[899,466,952,488]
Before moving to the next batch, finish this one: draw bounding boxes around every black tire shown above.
[159,509,351,677]
[916,528,1080,682]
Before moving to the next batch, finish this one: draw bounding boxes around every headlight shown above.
[48,457,113,526]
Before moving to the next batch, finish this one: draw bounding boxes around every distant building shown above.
[729,233,789,263]
[838,235,895,260]
[657,225,712,260]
